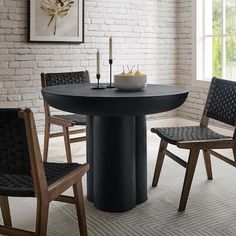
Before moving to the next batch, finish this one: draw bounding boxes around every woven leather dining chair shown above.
[41,71,90,163]
[0,108,89,236]
[151,77,236,211]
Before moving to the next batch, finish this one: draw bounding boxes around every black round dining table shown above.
[42,83,188,212]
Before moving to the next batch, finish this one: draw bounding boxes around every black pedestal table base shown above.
[86,115,147,212]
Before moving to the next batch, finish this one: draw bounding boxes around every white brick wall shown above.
[175,0,208,122]
[175,0,232,129]
[0,0,180,132]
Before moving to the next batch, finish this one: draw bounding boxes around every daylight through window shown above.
[196,0,236,81]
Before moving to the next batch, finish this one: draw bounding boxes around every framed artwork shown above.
[29,0,84,43]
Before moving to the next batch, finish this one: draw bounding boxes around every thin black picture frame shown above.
[29,0,84,43]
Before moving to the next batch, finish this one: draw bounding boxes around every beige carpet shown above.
[2,118,236,236]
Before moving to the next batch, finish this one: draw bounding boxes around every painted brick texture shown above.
[175,0,205,121]
[175,0,227,127]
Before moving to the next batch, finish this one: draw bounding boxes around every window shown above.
[195,0,236,81]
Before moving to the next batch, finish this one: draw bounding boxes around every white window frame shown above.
[192,0,210,87]
[192,0,236,87]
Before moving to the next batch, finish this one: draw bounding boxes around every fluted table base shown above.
[86,115,147,212]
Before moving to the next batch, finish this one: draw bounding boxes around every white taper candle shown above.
[97,50,100,74]
[109,36,112,60]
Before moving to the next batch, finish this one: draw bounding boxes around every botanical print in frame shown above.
[30,0,84,43]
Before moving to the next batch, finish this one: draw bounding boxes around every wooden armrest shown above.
[48,164,89,202]
[50,116,74,127]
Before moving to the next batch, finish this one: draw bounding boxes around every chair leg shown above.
[36,199,49,236]
[178,148,200,212]
[0,196,12,226]
[233,147,236,162]
[73,181,88,236]
[152,139,168,187]
[43,121,51,162]
[203,150,213,180]
[63,127,72,163]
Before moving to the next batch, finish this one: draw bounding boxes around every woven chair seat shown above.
[0,162,79,197]
[53,114,86,125]
[151,126,230,145]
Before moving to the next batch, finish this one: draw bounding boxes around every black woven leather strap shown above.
[206,77,236,126]
[0,109,31,175]
[45,71,89,87]
[151,126,229,145]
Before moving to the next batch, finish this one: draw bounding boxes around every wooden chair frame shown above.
[0,109,89,236]
[152,79,236,212]
[41,71,90,163]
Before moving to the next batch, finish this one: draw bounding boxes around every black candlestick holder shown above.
[106,59,114,88]
[91,74,106,89]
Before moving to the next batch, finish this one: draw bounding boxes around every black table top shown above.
[42,84,188,116]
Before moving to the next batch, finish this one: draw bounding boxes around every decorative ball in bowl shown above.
[114,71,147,92]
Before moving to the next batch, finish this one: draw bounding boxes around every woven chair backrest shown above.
[0,109,31,175]
[206,77,236,126]
[44,71,89,87]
